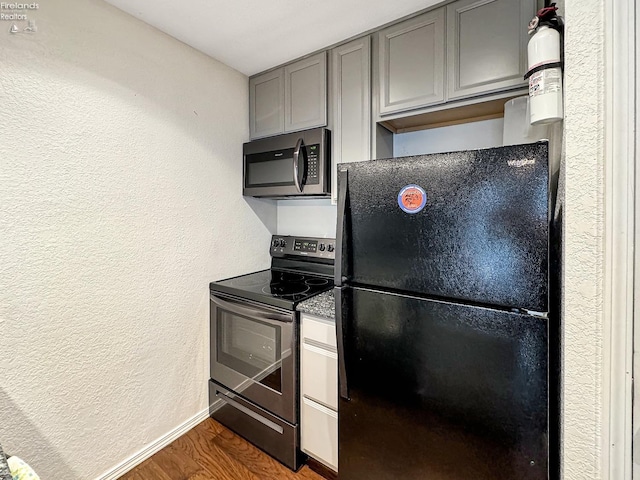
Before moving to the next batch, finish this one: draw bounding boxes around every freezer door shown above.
[337,142,549,312]
[338,287,549,480]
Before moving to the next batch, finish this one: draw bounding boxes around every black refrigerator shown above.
[334,142,559,480]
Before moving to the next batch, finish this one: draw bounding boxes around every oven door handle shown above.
[210,294,293,324]
[293,137,306,193]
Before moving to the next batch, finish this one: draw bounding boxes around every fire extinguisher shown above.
[525,3,564,125]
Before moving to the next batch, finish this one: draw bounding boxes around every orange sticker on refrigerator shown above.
[398,184,427,214]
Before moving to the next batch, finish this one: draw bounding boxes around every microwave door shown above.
[244,148,296,194]
[293,137,307,193]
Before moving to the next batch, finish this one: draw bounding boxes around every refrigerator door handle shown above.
[335,286,349,400]
[335,169,349,286]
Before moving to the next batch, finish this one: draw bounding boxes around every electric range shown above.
[208,235,335,471]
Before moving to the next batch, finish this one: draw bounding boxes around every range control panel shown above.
[270,235,335,260]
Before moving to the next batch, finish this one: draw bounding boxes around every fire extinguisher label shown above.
[529,68,562,97]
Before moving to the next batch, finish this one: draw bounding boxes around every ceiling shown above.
[103,0,441,76]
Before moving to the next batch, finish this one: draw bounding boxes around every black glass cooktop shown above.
[210,269,333,310]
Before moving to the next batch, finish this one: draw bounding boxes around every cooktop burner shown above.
[280,273,304,282]
[263,283,311,297]
[304,278,329,286]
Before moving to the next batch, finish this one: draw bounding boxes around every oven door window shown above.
[217,311,283,393]
[245,149,296,188]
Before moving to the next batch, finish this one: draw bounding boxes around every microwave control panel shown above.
[306,144,320,185]
[270,235,335,260]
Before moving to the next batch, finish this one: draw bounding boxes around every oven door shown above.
[210,293,297,423]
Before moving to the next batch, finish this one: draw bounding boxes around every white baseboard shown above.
[96,407,211,480]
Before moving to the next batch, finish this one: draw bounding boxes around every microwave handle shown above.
[293,138,305,193]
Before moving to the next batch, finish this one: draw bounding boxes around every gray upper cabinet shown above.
[330,36,371,203]
[252,0,533,139]
[447,0,535,99]
[284,52,327,132]
[378,8,446,116]
[249,69,285,139]
[250,52,327,139]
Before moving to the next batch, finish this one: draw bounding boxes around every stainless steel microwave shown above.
[243,128,330,198]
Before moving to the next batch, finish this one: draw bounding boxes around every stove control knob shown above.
[319,243,326,251]
[280,239,287,247]
[272,239,281,248]
[327,244,334,253]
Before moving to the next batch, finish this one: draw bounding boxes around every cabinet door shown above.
[447,0,535,99]
[378,9,445,115]
[250,69,284,139]
[301,340,338,410]
[301,397,338,472]
[330,37,371,204]
[284,52,327,132]
[301,315,338,410]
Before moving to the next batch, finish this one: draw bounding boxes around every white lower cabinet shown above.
[300,313,338,472]
[301,341,338,410]
[301,396,338,471]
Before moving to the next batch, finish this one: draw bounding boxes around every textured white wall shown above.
[0,1,275,479]
[562,0,606,477]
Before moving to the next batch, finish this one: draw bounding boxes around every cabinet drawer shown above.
[302,315,336,349]
[301,396,338,472]
[301,340,338,410]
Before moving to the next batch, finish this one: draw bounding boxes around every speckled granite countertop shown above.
[296,289,335,319]
[0,444,11,480]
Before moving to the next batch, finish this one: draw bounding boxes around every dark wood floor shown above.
[120,418,326,480]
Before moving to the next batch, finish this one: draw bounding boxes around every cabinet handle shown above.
[303,337,338,354]
[302,396,338,418]
[303,341,338,359]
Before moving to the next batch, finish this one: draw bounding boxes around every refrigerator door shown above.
[336,142,549,312]
[337,286,549,480]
